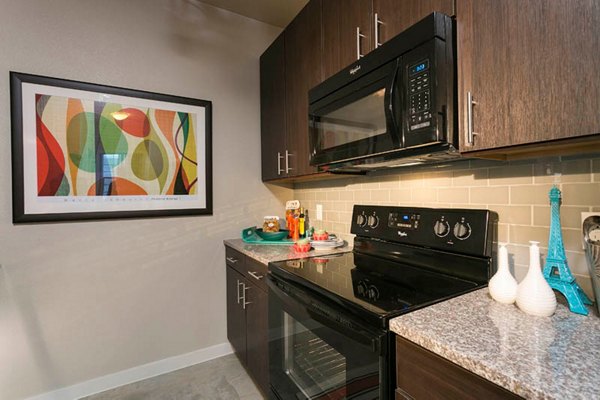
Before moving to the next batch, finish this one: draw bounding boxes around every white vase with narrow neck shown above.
[488,244,518,304]
[516,241,557,317]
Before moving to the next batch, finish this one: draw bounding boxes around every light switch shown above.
[316,204,323,220]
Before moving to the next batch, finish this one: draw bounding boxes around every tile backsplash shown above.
[293,155,600,298]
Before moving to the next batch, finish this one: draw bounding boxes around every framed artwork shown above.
[10,72,212,223]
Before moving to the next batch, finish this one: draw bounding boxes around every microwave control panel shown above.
[408,59,432,131]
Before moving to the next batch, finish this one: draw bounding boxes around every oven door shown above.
[268,276,388,400]
[309,58,402,168]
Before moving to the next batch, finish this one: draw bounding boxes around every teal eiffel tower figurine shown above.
[542,186,592,315]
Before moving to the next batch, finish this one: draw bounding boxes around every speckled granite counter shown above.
[224,238,352,265]
[390,288,600,399]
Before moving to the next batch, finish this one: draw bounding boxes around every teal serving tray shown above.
[242,227,295,245]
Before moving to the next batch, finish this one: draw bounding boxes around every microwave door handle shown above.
[384,62,401,147]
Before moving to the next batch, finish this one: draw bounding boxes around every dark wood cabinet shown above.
[396,336,522,399]
[245,282,269,393]
[284,0,322,177]
[373,0,454,44]
[457,0,600,157]
[226,266,246,363]
[260,33,286,181]
[225,246,269,395]
[322,0,373,81]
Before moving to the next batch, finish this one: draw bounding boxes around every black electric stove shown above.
[268,205,498,399]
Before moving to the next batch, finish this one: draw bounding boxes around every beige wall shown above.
[295,156,600,297]
[0,1,291,399]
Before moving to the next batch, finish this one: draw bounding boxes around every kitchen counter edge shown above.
[224,238,352,265]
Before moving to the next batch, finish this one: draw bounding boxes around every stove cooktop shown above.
[269,251,481,328]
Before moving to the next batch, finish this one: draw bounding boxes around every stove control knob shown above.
[453,220,472,240]
[434,219,450,237]
[367,215,379,228]
[367,285,379,300]
[356,214,367,227]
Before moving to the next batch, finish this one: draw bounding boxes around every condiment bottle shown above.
[299,207,305,238]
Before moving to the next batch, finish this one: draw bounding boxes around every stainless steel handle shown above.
[277,152,284,175]
[285,150,292,173]
[466,91,478,146]
[356,27,366,60]
[374,13,383,49]
[248,271,264,280]
[236,280,243,304]
[226,256,238,264]
[242,284,251,309]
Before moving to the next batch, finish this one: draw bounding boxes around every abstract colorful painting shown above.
[11,72,212,223]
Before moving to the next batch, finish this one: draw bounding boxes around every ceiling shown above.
[197,0,309,28]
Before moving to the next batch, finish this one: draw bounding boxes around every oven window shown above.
[314,87,387,151]
[284,315,347,398]
[277,311,380,399]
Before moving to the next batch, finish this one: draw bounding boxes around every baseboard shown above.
[25,342,234,400]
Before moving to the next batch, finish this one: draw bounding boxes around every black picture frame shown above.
[10,71,212,223]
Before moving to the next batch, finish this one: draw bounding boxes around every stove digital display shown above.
[388,212,420,229]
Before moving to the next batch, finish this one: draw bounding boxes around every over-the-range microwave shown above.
[309,12,458,172]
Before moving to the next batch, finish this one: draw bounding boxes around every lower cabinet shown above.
[225,247,269,395]
[396,336,521,399]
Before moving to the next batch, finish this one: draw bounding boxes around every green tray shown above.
[242,227,295,245]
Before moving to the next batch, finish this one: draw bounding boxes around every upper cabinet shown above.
[260,34,286,181]
[457,0,600,156]
[373,0,454,44]
[321,0,454,81]
[285,0,322,177]
[322,0,373,81]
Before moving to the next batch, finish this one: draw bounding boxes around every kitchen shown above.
[1,1,599,400]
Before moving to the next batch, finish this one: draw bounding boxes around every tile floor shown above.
[81,354,265,400]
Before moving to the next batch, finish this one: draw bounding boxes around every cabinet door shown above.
[458,0,600,153]
[245,284,269,395]
[373,0,454,44]
[260,33,287,181]
[226,266,246,364]
[322,0,373,80]
[396,337,521,399]
[285,0,322,176]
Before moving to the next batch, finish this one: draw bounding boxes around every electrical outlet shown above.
[581,212,600,249]
[316,204,323,221]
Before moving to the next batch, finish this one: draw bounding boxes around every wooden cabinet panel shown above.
[396,336,521,400]
[245,257,268,292]
[285,0,322,176]
[226,266,246,364]
[245,285,269,395]
[260,33,286,181]
[458,0,600,154]
[225,246,246,276]
[322,0,373,81]
[374,0,454,44]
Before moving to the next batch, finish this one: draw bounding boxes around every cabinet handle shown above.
[466,91,478,146]
[248,271,264,280]
[285,150,292,173]
[277,152,284,175]
[242,284,251,309]
[374,13,383,49]
[356,27,366,60]
[226,256,238,264]
[236,280,243,304]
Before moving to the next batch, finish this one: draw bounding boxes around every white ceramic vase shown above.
[516,241,557,317]
[488,244,518,304]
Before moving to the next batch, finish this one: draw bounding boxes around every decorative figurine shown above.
[542,186,592,315]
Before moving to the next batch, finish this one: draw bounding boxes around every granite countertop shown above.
[224,238,352,265]
[390,288,600,399]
